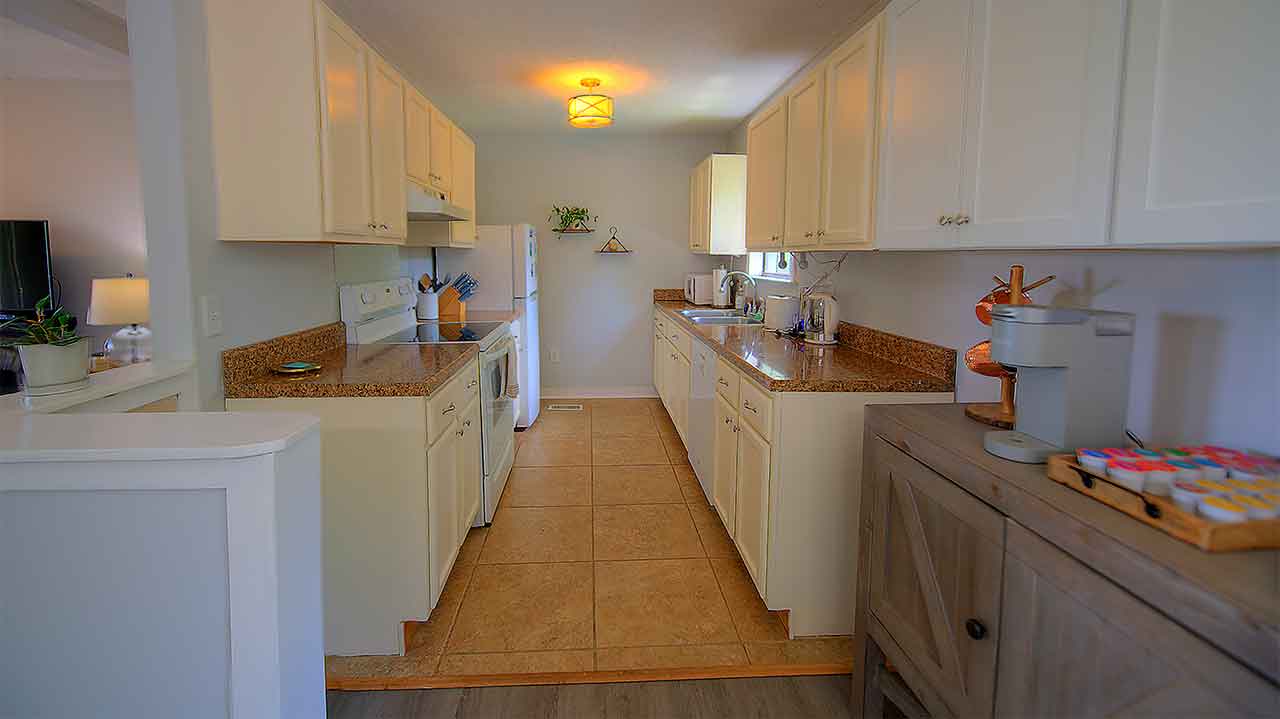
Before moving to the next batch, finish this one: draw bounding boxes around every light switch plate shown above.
[200,295,223,337]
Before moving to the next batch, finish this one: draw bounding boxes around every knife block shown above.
[438,288,466,322]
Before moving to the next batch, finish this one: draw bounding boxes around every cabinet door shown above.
[745,100,788,250]
[712,394,738,535]
[457,396,482,535]
[954,0,1125,249]
[315,4,372,237]
[1112,1,1280,247]
[429,107,452,192]
[784,70,825,248]
[368,53,407,241]
[449,128,476,247]
[708,154,748,255]
[868,440,1004,719]
[427,425,460,607]
[689,159,711,253]
[997,521,1278,718]
[876,0,973,250]
[734,421,770,595]
[688,169,702,252]
[671,351,691,443]
[653,330,666,401]
[404,88,431,187]
[820,15,881,249]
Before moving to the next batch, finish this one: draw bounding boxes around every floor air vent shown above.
[546,403,585,411]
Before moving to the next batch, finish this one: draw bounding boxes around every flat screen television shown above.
[0,220,53,321]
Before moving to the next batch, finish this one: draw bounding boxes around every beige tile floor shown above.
[327,398,852,684]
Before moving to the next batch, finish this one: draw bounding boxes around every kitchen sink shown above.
[678,309,742,318]
[689,316,763,325]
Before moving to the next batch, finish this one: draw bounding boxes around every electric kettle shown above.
[802,292,840,345]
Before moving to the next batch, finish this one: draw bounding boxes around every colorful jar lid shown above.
[1199,496,1247,523]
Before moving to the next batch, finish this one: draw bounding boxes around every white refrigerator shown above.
[456,224,541,429]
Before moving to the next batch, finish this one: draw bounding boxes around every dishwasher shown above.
[688,341,717,501]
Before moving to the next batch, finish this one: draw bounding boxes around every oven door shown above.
[479,336,517,477]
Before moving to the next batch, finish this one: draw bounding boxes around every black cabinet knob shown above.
[965,618,988,640]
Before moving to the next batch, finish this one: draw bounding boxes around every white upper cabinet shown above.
[316,3,373,238]
[820,16,882,249]
[877,0,1125,250]
[369,52,407,240]
[954,0,1125,248]
[875,0,972,250]
[429,106,453,193]
[689,154,747,255]
[1112,0,1280,246]
[745,99,788,250]
[449,126,477,248]
[783,71,825,248]
[404,87,432,188]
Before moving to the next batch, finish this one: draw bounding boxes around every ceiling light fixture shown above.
[567,78,613,128]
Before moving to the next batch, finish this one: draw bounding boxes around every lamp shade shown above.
[87,277,150,325]
[568,78,613,128]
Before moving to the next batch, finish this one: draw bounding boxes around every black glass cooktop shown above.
[377,321,506,344]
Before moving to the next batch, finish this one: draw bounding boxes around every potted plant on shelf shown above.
[0,295,90,395]
[548,205,597,234]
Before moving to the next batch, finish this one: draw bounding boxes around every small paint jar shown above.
[1225,479,1263,497]
[1198,496,1248,523]
[1161,448,1192,460]
[1077,449,1109,473]
[1171,481,1210,513]
[1190,458,1227,482]
[1165,460,1203,483]
[1232,494,1279,521]
[1228,463,1265,482]
[1103,448,1140,461]
[1195,479,1233,497]
[1108,461,1146,492]
[1140,462,1177,496]
[1135,449,1164,460]
[1254,479,1280,493]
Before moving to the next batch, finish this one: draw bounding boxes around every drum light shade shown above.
[87,276,150,325]
[568,78,613,128]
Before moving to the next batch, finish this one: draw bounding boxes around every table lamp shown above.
[88,274,151,364]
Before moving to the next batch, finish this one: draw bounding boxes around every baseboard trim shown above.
[542,386,658,399]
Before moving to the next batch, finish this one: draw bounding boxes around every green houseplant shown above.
[0,295,90,394]
[548,205,597,233]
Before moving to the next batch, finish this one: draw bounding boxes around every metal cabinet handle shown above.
[466,380,478,389]
[817,230,826,237]
[743,400,758,414]
[379,223,390,231]
[457,428,465,437]
[938,215,954,226]
[955,214,971,226]
[464,419,472,428]
[441,403,456,415]
[368,222,377,229]
[718,378,729,387]
[804,232,814,238]
[965,618,988,640]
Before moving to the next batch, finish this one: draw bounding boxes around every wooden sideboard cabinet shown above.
[853,404,1280,719]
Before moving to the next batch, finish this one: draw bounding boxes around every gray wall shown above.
[0,78,147,349]
[473,133,724,396]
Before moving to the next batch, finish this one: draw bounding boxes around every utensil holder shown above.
[416,292,439,320]
[438,287,466,322]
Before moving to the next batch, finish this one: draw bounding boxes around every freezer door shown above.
[516,293,540,428]
[512,224,537,298]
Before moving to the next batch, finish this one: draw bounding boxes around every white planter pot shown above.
[18,338,91,392]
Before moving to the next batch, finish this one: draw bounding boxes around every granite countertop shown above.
[222,322,478,400]
[653,297,955,394]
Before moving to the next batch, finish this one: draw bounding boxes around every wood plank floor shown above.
[327,674,854,718]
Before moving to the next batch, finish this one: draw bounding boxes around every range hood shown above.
[406,182,471,222]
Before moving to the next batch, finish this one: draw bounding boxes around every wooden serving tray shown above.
[1046,455,1280,552]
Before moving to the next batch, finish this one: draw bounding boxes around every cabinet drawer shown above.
[715,357,739,406]
[737,378,771,439]
[653,312,667,334]
[667,324,692,359]
[427,360,476,445]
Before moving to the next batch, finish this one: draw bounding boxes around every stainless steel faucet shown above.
[720,271,759,316]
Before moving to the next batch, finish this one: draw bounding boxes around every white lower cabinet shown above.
[734,421,771,594]
[226,358,481,655]
[712,393,739,532]
[427,420,459,608]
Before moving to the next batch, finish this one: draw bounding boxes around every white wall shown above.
[0,79,146,349]
[472,133,724,396]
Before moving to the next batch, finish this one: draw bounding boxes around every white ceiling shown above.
[0,16,130,82]
[327,0,876,135]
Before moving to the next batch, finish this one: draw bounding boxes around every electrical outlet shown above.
[200,295,223,337]
[549,348,560,363]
